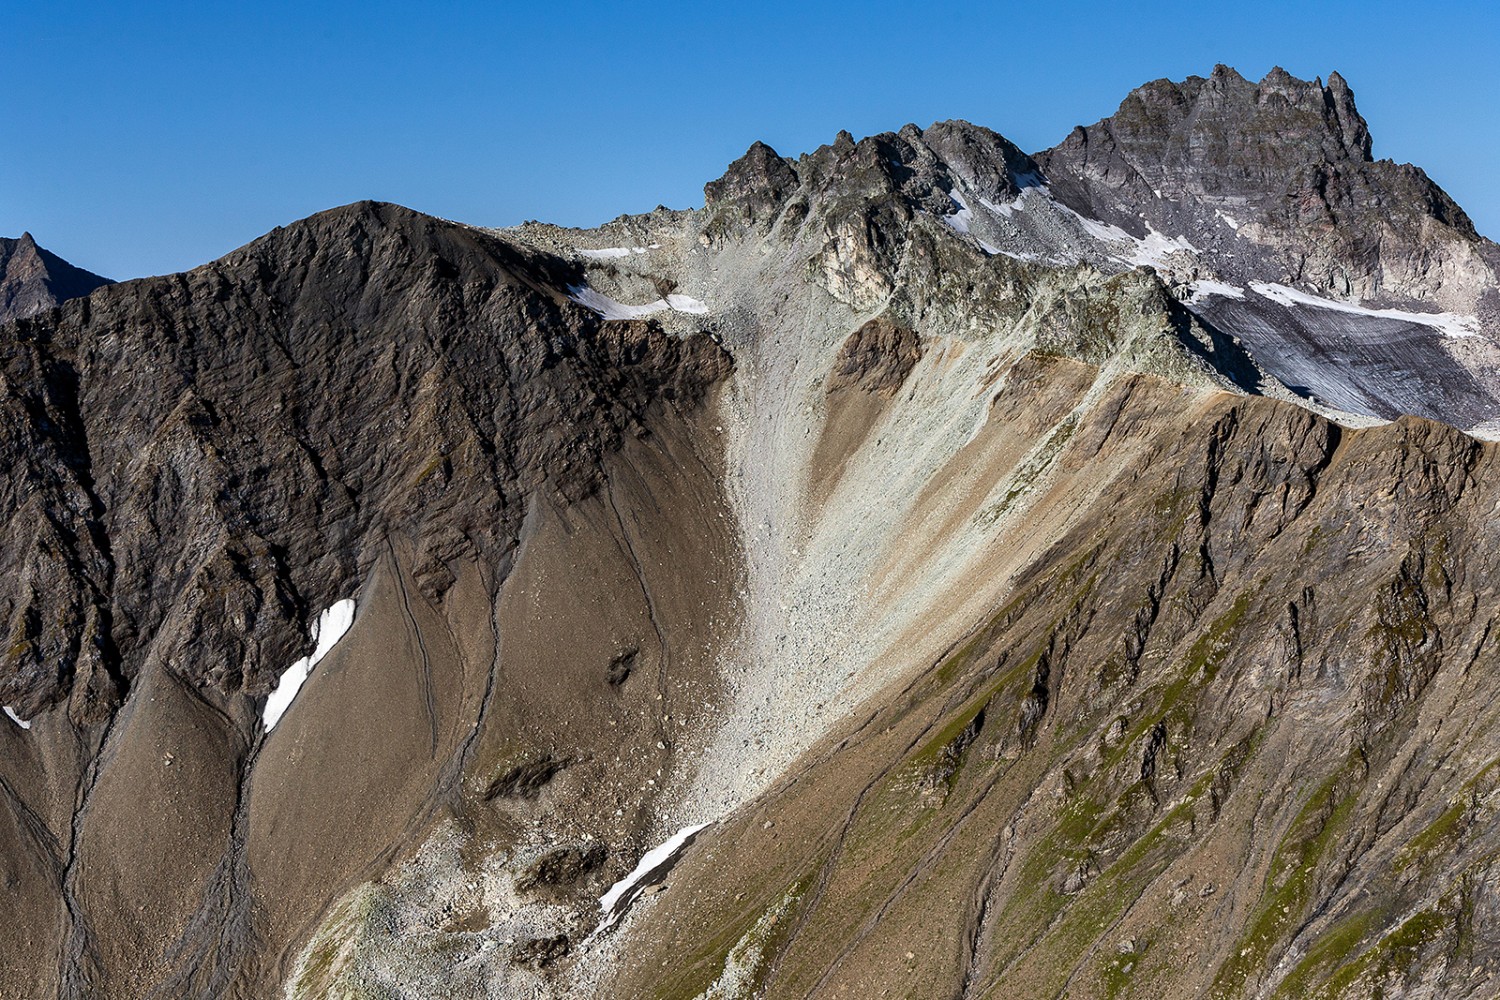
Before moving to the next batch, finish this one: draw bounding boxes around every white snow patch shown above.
[568,285,670,320]
[1046,197,1198,268]
[978,193,1024,217]
[593,822,709,935]
[943,191,975,235]
[577,245,659,260]
[665,293,710,314]
[263,599,357,732]
[4,706,30,730]
[567,285,709,320]
[1125,229,1198,267]
[1068,210,1135,245]
[1249,283,1482,339]
[1187,280,1247,305]
[1218,212,1241,230]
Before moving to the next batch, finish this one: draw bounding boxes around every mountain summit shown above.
[0,233,112,323]
[3,68,1500,1000]
[1037,65,1482,306]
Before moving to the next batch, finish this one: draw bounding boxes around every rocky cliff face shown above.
[0,233,112,324]
[2,68,1499,1000]
[1035,65,1485,307]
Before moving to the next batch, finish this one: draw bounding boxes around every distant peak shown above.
[703,140,799,219]
[0,233,112,324]
[1319,69,1372,161]
[1211,63,1246,82]
[1258,65,1305,95]
[1076,64,1374,167]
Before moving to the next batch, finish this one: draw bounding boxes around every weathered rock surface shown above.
[1035,65,1486,308]
[825,317,922,397]
[0,233,112,324]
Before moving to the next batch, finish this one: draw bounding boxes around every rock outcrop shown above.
[0,233,112,324]
[1036,65,1488,308]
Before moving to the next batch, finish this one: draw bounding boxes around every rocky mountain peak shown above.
[1319,68,1373,160]
[702,140,800,224]
[1042,64,1375,202]
[1035,65,1481,307]
[704,118,1042,243]
[0,232,113,324]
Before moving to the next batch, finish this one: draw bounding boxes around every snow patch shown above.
[943,191,975,235]
[567,285,709,320]
[1125,229,1198,267]
[577,245,659,260]
[593,822,709,935]
[1249,283,1481,339]
[4,706,30,730]
[978,193,1024,218]
[1067,210,1134,245]
[263,599,357,732]
[665,293,709,315]
[1187,280,1247,305]
[1044,196,1198,267]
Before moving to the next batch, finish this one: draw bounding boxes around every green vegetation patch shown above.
[1211,756,1364,998]
[652,874,813,1000]
[1274,906,1447,1000]
[287,883,398,1000]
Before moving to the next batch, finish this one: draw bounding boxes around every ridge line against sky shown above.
[5,0,1497,280]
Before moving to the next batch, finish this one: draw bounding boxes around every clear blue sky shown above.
[5,0,1497,279]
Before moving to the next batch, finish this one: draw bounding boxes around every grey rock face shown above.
[0,201,730,717]
[1035,65,1487,307]
[0,233,112,324]
[696,66,1500,430]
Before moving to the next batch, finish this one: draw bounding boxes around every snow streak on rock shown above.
[567,285,709,320]
[1249,282,1481,339]
[263,599,357,732]
[593,822,711,935]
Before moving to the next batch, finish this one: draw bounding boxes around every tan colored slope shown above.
[0,717,68,997]
[0,386,738,1000]
[245,541,495,990]
[599,362,1500,1000]
[274,400,742,999]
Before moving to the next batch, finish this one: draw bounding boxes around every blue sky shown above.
[5,0,1497,279]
